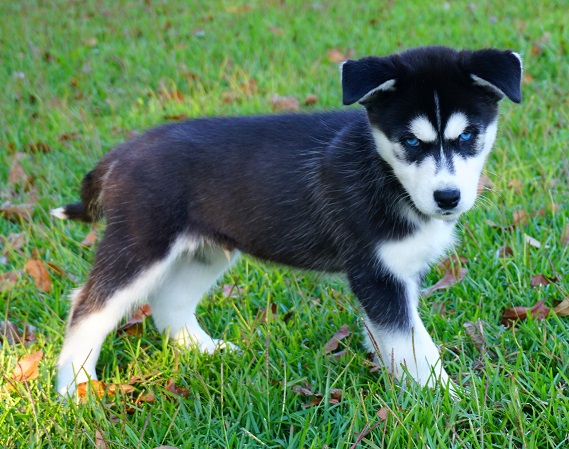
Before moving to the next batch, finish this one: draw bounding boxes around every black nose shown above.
[434,188,461,210]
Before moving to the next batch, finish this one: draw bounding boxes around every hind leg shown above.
[57,234,199,396]
[150,245,239,353]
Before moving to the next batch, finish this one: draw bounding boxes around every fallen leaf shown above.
[25,142,51,153]
[437,254,469,276]
[513,210,529,225]
[24,259,52,292]
[76,380,134,400]
[500,300,550,328]
[11,350,43,381]
[323,324,350,353]
[270,94,299,111]
[524,234,541,249]
[534,203,559,217]
[304,94,318,106]
[3,233,26,254]
[8,159,32,189]
[495,245,514,258]
[135,390,156,404]
[0,271,20,291]
[222,284,245,298]
[463,320,487,349]
[257,302,278,323]
[327,48,347,63]
[81,229,98,247]
[424,267,467,297]
[165,379,190,398]
[132,304,152,320]
[377,407,389,421]
[163,114,188,121]
[507,179,523,193]
[329,388,343,404]
[95,430,107,449]
[1,320,22,345]
[477,173,494,195]
[530,273,557,287]
[432,302,447,316]
[0,202,34,222]
[293,384,323,408]
[553,298,569,317]
[58,132,80,142]
[117,304,151,336]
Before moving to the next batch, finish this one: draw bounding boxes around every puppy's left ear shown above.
[341,55,400,105]
[463,49,523,103]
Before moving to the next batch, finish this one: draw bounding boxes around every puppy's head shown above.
[342,46,522,220]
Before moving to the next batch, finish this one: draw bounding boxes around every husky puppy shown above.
[53,46,522,395]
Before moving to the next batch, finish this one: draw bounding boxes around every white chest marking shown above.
[376,219,456,281]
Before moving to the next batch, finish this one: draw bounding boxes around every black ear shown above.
[341,56,400,105]
[462,49,523,103]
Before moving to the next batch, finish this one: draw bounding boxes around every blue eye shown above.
[459,132,472,142]
[405,137,420,147]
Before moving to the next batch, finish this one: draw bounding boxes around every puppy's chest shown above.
[376,220,456,280]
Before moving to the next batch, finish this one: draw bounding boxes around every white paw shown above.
[171,329,239,353]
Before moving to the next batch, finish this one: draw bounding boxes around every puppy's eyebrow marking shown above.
[409,115,438,143]
[444,112,469,140]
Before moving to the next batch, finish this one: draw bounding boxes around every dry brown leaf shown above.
[81,229,98,247]
[464,320,487,349]
[477,173,494,195]
[117,304,152,336]
[437,254,469,276]
[76,380,134,399]
[24,259,52,292]
[0,271,20,291]
[1,320,22,345]
[270,94,300,111]
[500,300,550,328]
[495,245,514,258]
[424,267,467,297]
[534,203,559,217]
[8,159,32,189]
[293,384,323,408]
[507,179,523,193]
[553,298,569,317]
[304,94,318,106]
[524,234,541,249]
[0,202,34,222]
[163,114,189,121]
[26,142,51,153]
[327,49,347,63]
[222,284,245,298]
[95,430,107,449]
[513,210,529,225]
[132,304,152,320]
[165,379,190,398]
[329,388,343,404]
[257,302,278,323]
[530,273,557,287]
[3,232,26,254]
[135,390,156,404]
[11,350,43,381]
[225,4,252,13]
[377,407,389,421]
[323,324,350,354]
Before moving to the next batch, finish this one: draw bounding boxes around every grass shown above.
[1,0,568,447]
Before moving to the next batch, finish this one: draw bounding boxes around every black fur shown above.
[56,46,522,392]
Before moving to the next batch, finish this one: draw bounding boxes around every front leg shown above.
[348,263,451,389]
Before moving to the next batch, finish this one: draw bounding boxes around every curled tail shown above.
[51,166,106,223]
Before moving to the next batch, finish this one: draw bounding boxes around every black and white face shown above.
[341,46,522,220]
[367,86,499,220]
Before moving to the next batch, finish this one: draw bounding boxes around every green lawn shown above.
[1,0,568,447]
